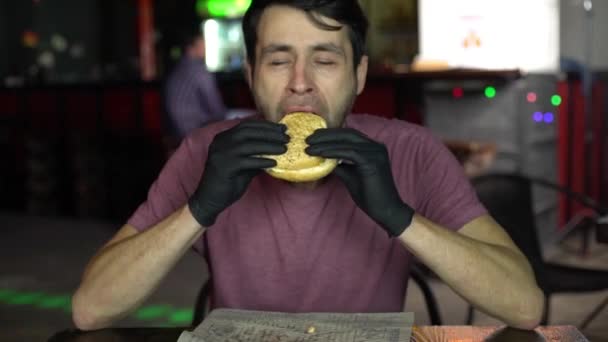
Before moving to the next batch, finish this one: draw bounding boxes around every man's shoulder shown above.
[168,58,209,79]
[347,114,437,143]
[172,119,243,160]
[187,118,242,141]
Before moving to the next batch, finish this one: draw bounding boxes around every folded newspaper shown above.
[177,309,414,342]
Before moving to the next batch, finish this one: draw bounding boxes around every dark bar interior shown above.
[0,0,607,341]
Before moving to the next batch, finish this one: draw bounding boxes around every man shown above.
[164,32,227,142]
[72,0,544,330]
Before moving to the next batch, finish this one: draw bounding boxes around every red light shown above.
[526,92,537,103]
[453,87,464,99]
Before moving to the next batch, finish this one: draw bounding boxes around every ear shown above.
[355,55,368,95]
[244,60,253,89]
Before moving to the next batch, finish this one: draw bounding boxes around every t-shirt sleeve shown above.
[126,134,207,235]
[409,129,487,231]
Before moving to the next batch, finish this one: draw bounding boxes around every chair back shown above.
[471,174,545,267]
[470,174,608,327]
[192,281,211,326]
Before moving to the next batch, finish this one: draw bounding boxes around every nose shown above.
[287,60,314,95]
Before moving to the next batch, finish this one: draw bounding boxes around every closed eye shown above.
[269,60,289,66]
[316,60,336,66]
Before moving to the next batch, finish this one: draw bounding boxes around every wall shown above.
[560,0,608,69]
[423,75,561,246]
[98,0,139,80]
[0,1,34,83]
[359,0,418,66]
[32,0,101,83]
[0,1,7,79]
[0,0,140,83]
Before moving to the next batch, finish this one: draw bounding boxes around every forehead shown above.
[255,5,351,53]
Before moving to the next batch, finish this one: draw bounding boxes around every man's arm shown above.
[72,120,288,331]
[72,205,205,331]
[400,214,544,329]
[305,128,544,329]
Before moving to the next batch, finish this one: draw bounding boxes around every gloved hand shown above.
[306,128,414,237]
[188,120,288,226]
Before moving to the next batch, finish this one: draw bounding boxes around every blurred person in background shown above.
[164,31,227,148]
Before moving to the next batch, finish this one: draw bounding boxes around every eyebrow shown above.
[312,43,345,56]
[260,42,345,57]
[261,44,292,56]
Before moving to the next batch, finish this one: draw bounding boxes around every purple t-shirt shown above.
[128,114,486,313]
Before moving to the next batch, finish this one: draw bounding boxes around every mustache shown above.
[279,95,323,109]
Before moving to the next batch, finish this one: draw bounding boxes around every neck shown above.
[288,179,324,190]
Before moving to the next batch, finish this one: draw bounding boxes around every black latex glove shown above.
[188,120,288,226]
[306,128,414,237]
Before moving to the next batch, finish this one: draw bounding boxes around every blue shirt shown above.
[165,57,227,140]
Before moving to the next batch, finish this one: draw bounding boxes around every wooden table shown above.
[412,326,588,341]
[48,325,589,341]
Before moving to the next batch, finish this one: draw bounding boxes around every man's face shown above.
[246,5,368,128]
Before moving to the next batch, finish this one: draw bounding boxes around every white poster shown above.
[418,0,560,72]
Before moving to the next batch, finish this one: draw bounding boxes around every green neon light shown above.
[197,0,252,18]
[484,86,497,99]
[169,309,195,324]
[6,292,45,305]
[0,288,194,326]
[0,289,17,300]
[37,295,71,309]
[551,94,562,106]
[136,305,173,320]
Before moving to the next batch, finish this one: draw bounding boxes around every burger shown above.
[265,112,338,182]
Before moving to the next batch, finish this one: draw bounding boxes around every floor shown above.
[0,213,606,341]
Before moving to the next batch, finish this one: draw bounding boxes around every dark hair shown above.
[242,0,368,69]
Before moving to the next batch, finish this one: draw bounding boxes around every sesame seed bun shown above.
[265,112,338,182]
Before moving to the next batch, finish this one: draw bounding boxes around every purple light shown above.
[533,112,543,122]
[543,112,554,123]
